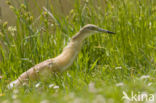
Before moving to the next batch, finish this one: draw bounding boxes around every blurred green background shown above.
[0,0,156,103]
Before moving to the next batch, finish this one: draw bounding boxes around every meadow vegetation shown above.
[0,0,156,102]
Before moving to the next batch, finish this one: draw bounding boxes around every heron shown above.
[8,24,115,88]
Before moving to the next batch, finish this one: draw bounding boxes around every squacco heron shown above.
[8,24,115,88]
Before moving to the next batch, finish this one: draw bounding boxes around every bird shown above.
[8,24,115,89]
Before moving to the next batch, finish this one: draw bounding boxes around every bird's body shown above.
[8,24,115,88]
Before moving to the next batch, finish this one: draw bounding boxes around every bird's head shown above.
[72,24,115,41]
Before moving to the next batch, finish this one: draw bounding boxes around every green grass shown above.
[0,0,156,103]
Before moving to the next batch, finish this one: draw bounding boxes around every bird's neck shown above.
[55,40,83,71]
[72,31,89,42]
[54,31,90,71]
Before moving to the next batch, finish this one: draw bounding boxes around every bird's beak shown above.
[97,28,115,34]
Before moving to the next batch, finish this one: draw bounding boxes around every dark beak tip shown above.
[107,31,116,34]
[97,28,115,34]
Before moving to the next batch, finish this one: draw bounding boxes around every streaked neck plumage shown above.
[72,29,91,42]
[54,31,88,71]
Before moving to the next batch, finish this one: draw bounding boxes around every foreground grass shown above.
[0,0,156,102]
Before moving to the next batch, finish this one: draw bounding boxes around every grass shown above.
[0,0,156,102]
